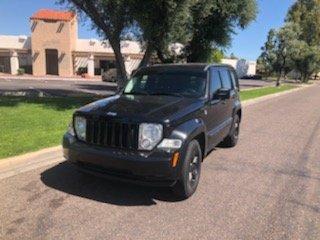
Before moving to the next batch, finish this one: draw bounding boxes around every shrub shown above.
[17,68,25,75]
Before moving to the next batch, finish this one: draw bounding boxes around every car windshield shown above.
[123,69,207,98]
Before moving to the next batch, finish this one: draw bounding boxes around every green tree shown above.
[210,48,224,63]
[259,24,298,86]
[286,0,320,81]
[58,0,257,85]
[186,0,257,62]
[128,0,192,67]
[290,41,320,82]
[58,0,132,89]
[287,0,320,46]
[257,55,272,78]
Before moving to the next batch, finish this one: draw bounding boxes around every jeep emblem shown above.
[107,112,117,116]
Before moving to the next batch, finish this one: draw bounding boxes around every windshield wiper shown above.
[150,92,184,97]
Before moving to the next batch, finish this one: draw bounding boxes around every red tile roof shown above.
[30,9,75,22]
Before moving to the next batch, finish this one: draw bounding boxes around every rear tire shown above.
[221,114,240,148]
[173,140,202,200]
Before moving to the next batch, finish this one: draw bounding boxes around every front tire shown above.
[173,139,202,199]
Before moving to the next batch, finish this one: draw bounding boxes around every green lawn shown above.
[0,96,97,159]
[0,85,297,159]
[240,85,296,101]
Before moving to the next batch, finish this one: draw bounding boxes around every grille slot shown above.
[85,118,139,149]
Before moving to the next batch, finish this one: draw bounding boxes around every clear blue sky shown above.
[0,0,295,61]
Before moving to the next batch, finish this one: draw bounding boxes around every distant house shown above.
[0,9,143,77]
[221,59,257,78]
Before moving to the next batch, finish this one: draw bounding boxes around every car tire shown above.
[221,114,240,148]
[173,139,202,200]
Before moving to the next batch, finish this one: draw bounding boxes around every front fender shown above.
[164,118,207,176]
[168,118,207,152]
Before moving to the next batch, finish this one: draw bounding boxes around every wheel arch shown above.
[193,132,206,160]
[236,108,242,122]
[168,118,208,157]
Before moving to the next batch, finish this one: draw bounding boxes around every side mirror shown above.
[216,88,231,99]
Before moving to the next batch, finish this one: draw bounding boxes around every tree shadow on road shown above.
[41,161,182,206]
[76,83,117,92]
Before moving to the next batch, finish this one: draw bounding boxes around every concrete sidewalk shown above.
[0,74,101,82]
[0,147,63,180]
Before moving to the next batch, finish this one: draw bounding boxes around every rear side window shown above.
[229,70,239,90]
[219,68,233,90]
[210,69,222,96]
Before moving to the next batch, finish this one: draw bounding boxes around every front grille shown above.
[85,118,139,150]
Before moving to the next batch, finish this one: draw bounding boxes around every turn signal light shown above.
[171,152,180,168]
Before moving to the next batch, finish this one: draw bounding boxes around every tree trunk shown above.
[138,44,153,68]
[276,72,281,87]
[156,49,166,63]
[303,73,310,83]
[110,39,128,90]
[156,49,175,64]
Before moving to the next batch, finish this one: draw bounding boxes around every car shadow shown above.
[40,161,183,206]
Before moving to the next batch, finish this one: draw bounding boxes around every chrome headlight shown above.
[138,123,163,150]
[74,116,87,141]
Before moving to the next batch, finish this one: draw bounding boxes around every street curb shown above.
[0,146,63,180]
[0,82,316,179]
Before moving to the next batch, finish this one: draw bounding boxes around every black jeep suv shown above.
[63,64,242,199]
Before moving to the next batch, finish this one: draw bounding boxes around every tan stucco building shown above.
[0,9,143,77]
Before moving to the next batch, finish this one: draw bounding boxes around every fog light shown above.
[158,139,182,149]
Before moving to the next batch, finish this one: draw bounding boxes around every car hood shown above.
[77,94,204,123]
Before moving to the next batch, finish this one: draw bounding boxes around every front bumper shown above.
[63,133,184,186]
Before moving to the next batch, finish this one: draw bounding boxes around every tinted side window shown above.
[210,69,222,96]
[219,68,233,90]
[229,70,239,90]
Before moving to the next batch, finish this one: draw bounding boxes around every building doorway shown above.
[0,56,11,73]
[45,49,58,75]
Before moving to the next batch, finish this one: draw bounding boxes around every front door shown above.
[206,67,227,148]
[45,49,58,75]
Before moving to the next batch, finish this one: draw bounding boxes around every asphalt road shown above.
[0,78,273,98]
[1,83,320,240]
[0,78,117,97]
